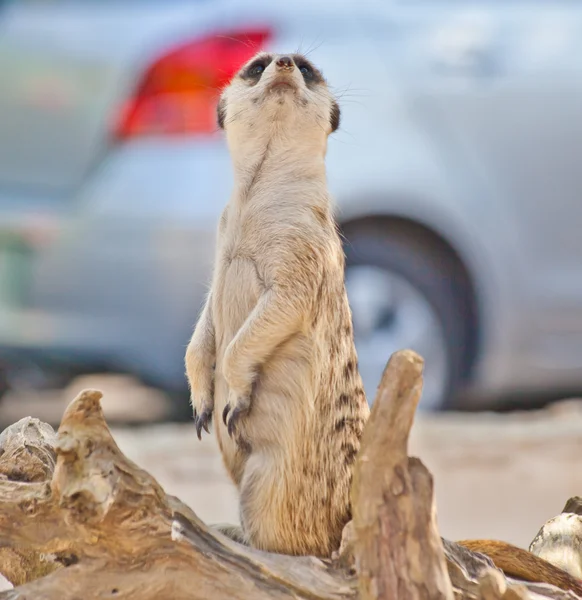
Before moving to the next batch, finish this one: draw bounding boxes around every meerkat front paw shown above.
[222,392,251,439]
[186,374,214,441]
[185,348,215,441]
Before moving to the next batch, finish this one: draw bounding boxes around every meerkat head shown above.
[216,52,340,157]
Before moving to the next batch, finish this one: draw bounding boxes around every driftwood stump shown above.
[351,351,453,600]
[0,349,579,599]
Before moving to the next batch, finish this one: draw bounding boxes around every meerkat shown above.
[185,51,369,557]
[184,51,582,596]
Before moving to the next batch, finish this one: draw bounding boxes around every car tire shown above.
[343,222,474,411]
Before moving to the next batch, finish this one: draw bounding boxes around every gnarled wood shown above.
[562,498,582,517]
[0,352,578,599]
[0,389,356,600]
[351,350,454,600]
[0,417,61,587]
[529,498,582,580]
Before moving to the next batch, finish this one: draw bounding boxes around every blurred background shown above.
[0,0,581,547]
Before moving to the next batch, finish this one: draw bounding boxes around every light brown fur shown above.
[185,52,369,557]
[458,539,582,596]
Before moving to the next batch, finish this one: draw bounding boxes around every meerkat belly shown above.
[220,329,315,482]
[245,333,315,446]
[235,335,327,554]
[239,296,368,556]
[234,326,358,556]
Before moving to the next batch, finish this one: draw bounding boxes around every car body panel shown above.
[1,0,582,405]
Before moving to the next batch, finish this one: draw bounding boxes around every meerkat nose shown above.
[276,56,294,70]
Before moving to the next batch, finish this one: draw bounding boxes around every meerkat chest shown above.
[214,201,286,284]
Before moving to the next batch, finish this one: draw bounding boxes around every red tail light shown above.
[114,28,272,139]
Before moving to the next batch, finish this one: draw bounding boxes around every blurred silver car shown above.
[1,0,582,413]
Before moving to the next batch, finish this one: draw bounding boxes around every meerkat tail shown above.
[457,539,582,595]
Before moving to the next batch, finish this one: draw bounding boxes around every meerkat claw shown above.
[222,405,241,437]
[195,410,212,440]
[222,397,250,438]
[227,407,240,438]
[222,403,231,426]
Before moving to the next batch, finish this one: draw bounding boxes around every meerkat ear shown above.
[217,96,227,129]
[330,100,341,133]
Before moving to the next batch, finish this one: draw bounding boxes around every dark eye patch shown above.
[292,55,324,86]
[241,56,273,83]
[330,99,340,133]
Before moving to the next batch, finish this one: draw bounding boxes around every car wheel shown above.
[343,224,472,411]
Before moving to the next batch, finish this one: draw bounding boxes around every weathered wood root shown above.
[351,350,454,600]
[0,350,578,600]
[348,350,563,600]
[0,390,355,599]
[529,497,582,580]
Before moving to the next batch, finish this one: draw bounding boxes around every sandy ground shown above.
[1,375,582,570]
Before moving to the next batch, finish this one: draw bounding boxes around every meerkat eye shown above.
[247,62,266,78]
[250,64,265,76]
[299,65,313,80]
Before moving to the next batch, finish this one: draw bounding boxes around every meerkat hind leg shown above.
[212,523,248,546]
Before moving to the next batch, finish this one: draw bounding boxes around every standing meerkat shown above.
[183,51,582,597]
[185,51,369,557]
